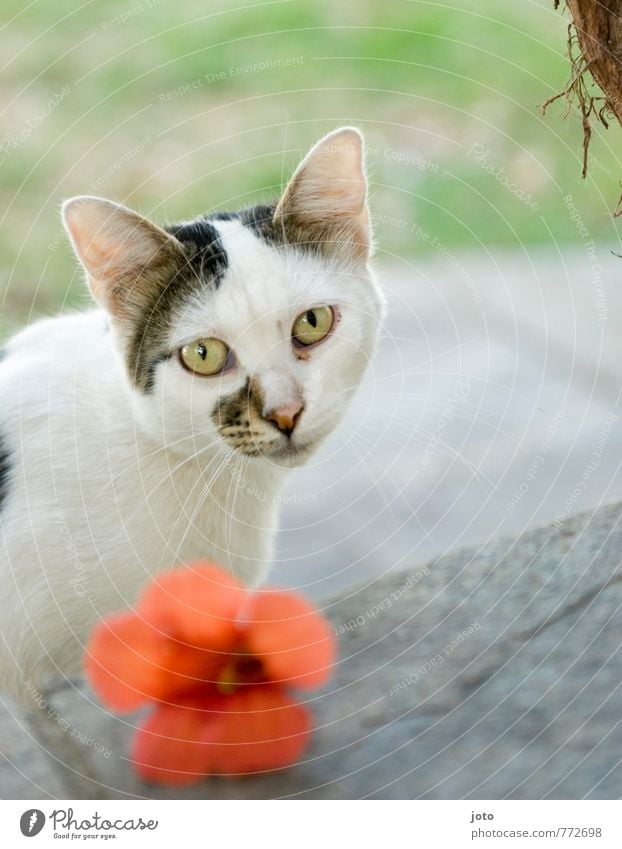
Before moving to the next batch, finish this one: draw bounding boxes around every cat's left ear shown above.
[274,127,371,263]
[62,196,184,322]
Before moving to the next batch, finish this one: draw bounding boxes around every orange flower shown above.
[84,562,335,785]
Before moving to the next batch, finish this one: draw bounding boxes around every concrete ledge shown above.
[1,501,621,798]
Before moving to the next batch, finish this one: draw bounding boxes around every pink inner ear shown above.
[63,196,185,321]
[65,204,122,282]
[284,129,368,222]
[78,237,122,281]
[66,201,162,284]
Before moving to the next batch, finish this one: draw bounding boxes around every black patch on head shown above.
[210,202,340,259]
[143,351,172,394]
[238,203,280,245]
[202,201,341,258]
[125,199,329,395]
[165,219,229,288]
[207,206,280,247]
[127,220,230,393]
[208,204,282,248]
[0,434,12,513]
[209,211,240,222]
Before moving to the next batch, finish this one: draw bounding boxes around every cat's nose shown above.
[266,401,304,436]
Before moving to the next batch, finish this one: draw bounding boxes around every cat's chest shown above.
[75,441,278,585]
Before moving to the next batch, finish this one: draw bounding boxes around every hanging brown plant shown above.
[546,1,622,211]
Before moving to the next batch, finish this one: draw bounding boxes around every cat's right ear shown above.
[62,196,184,321]
[274,127,371,263]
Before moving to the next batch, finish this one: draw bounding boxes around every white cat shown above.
[0,127,384,703]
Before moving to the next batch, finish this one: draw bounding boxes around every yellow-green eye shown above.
[180,338,232,376]
[292,306,334,347]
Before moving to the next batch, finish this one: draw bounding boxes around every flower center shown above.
[216,653,264,694]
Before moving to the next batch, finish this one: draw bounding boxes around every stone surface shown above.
[2,500,621,799]
[0,695,65,799]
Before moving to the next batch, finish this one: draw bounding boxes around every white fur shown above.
[0,133,385,703]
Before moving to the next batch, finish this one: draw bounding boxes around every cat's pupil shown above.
[306,310,317,328]
[198,344,207,360]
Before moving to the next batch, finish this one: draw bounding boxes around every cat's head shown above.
[62,127,385,467]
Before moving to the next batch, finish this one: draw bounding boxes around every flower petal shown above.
[244,591,335,690]
[132,687,311,784]
[84,612,171,711]
[84,611,226,710]
[139,561,245,647]
[132,699,215,787]
[201,686,312,776]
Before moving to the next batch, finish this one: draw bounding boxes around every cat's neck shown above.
[157,439,287,584]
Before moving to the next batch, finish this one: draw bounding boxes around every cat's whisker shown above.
[373,339,471,373]
[224,452,245,570]
[359,400,527,452]
[345,399,504,451]
[124,440,226,527]
[165,449,235,562]
[335,416,499,498]
[229,454,269,585]
[93,429,220,500]
[356,406,519,454]
[341,429,405,529]
[179,451,244,552]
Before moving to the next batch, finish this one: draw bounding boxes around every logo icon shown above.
[20,809,45,837]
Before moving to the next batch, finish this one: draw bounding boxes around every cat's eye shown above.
[292,306,335,347]
[179,338,233,376]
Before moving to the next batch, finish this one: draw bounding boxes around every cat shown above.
[0,127,385,703]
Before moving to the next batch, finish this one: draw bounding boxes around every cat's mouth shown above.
[223,434,314,464]
[266,439,314,462]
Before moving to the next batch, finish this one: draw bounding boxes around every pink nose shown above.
[266,401,304,436]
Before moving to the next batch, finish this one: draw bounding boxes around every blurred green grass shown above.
[1,0,622,332]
